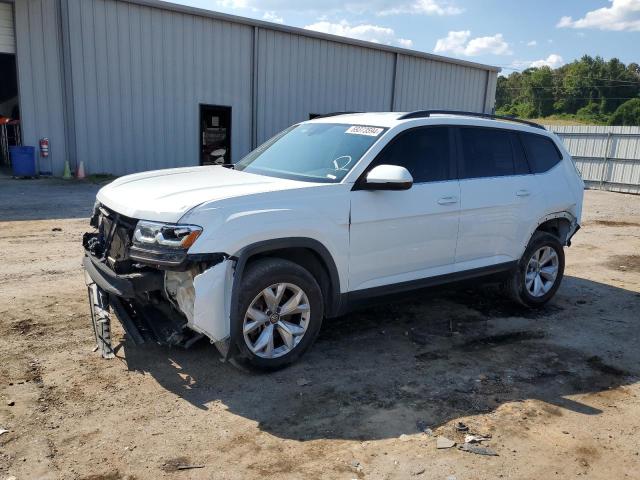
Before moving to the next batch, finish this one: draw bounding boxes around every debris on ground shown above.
[176,464,205,470]
[0,428,9,436]
[464,434,491,444]
[416,420,433,435]
[161,457,205,472]
[296,378,311,386]
[455,422,469,432]
[459,444,498,456]
[51,227,62,232]
[6,399,15,406]
[436,436,456,449]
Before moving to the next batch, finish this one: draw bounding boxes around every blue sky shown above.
[168,0,640,73]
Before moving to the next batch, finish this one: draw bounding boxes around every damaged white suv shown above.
[83,111,583,369]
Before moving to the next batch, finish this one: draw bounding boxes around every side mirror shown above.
[363,165,413,191]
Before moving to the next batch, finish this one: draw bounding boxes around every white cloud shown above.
[434,30,512,56]
[557,0,640,31]
[378,0,464,16]
[304,20,413,47]
[526,40,537,46]
[529,54,564,69]
[262,11,284,23]
[511,54,565,70]
[214,0,463,17]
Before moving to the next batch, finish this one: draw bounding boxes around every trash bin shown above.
[9,146,37,177]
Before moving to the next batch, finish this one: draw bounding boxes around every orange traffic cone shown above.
[77,161,86,179]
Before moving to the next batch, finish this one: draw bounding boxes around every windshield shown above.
[235,123,387,183]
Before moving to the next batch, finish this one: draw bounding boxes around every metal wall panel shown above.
[0,2,15,54]
[547,125,640,195]
[14,0,498,175]
[255,28,396,144]
[14,0,68,175]
[63,0,253,175]
[393,55,490,113]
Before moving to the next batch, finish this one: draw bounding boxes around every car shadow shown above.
[122,275,640,441]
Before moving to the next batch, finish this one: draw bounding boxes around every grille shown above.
[96,206,138,273]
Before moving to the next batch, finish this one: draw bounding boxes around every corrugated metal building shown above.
[1,0,500,176]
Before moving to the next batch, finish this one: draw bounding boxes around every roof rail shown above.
[311,111,361,119]
[397,110,546,130]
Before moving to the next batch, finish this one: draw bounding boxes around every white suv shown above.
[83,111,583,369]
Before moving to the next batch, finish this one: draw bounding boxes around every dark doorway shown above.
[200,105,231,166]
[0,53,20,168]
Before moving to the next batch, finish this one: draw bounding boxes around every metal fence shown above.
[545,125,640,195]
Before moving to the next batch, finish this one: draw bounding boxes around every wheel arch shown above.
[517,211,578,261]
[231,238,343,320]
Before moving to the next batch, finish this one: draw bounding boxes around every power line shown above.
[498,97,639,101]
[500,85,640,90]
[499,66,640,86]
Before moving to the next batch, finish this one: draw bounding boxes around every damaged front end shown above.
[82,203,233,358]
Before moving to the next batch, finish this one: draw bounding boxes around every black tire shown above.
[505,231,565,308]
[232,258,324,370]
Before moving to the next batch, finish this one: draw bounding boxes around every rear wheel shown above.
[505,231,565,307]
[233,258,324,370]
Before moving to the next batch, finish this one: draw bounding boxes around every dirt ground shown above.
[1,176,639,480]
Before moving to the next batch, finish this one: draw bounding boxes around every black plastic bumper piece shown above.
[83,255,163,298]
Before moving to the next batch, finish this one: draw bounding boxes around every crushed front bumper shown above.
[82,255,163,298]
[82,204,235,358]
[83,253,201,356]
[83,250,234,359]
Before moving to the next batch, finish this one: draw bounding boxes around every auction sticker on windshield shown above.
[345,125,384,137]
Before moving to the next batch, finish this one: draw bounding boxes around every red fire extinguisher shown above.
[39,137,52,176]
[39,137,49,157]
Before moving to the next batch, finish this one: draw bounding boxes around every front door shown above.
[349,126,460,292]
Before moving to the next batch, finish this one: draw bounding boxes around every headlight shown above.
[130,221,203,266]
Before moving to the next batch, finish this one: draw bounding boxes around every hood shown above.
[97,166,312,223]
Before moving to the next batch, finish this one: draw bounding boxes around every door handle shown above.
[437,196,458,205]
[516,189,531,197]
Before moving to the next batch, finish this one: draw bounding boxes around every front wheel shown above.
[505,231,565,307]
[233,258,324,370]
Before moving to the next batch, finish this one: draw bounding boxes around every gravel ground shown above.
[1,176,639,480]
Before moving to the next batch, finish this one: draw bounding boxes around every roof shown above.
[122,0,501,73]
[307,112,550,135]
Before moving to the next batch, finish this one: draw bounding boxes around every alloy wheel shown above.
[242,283,311,358]
[525,246,559,297]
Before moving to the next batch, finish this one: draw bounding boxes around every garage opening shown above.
[0,2,19,170]
[200,105,231,166]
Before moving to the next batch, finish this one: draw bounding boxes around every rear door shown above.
[349,126,460,292]
[520,132,575,217]
[454,126,539,271]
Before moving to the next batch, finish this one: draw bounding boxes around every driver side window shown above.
[370,127,453,183]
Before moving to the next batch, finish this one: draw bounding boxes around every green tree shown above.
[494,55,640,123]
[609,98,640,126]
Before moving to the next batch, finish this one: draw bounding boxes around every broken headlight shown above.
[129,221,203,266]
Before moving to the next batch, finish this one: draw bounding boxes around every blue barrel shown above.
[9,146,37,177]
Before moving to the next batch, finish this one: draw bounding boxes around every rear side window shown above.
[371,127,453,183]
[520,133,563,173]
[459,128,516,178]
[511,132,530,175]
